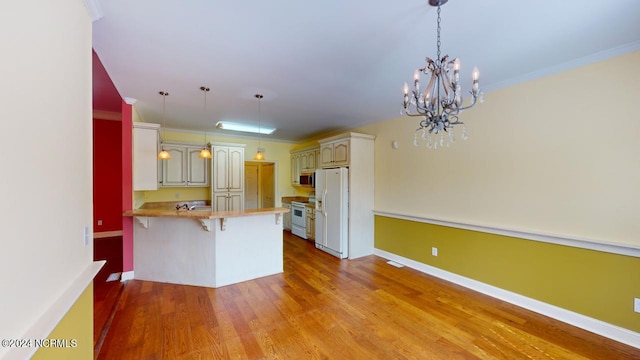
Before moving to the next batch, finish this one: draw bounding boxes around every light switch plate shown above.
[634,298,640,313]
[83,226,89,247]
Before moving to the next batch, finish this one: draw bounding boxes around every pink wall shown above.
[121,101,134,272]
[93,119,122,232]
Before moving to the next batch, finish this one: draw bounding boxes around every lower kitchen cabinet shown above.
[283,203,292,230]
[213,192,243,211]
[306,207,315,240]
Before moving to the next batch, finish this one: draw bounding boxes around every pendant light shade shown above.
[199,147,212,158]
[198,86,212,159]
[158,149,171,159]
[254,94,265,160]
[254,149,265,160]
[158,91,171,159]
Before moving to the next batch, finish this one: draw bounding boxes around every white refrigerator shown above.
[315,167,349,259]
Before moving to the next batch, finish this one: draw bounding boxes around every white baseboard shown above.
[120,271,134,282]
[374,248,640,349]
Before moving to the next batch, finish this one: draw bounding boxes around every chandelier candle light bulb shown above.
[402,0,483,149]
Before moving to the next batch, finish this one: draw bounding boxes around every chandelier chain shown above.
[436,5,441,61]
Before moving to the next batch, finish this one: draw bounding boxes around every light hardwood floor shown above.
[96,231,639,359]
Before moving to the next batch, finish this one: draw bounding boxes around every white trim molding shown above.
[4,261,105,360]
[121,271,135,282]
[483,40,640,94]
[83,0,103,22]
[94,230,124,239]
[93,110,121,121]
[373,248,640,349]
[373,210,640,258]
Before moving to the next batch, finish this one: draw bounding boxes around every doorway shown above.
[244,161,276,209]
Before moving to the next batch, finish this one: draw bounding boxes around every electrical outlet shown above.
[97,220,103,226]
[174,192,180,199]
[634,298,640,313]
[83,226,89,247]
[432,247,438,256]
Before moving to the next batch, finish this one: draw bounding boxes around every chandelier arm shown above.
[422,72,436,103]
[457,95,479,111]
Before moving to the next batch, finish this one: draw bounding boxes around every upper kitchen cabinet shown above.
[159,142,209,187]
[290,146,319,186]
[212,143,245,211]
[320,139,349,167]
[133,122,160,191]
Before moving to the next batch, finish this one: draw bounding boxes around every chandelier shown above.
[402,0,483,149]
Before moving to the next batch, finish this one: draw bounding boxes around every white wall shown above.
[358,50,640,247]
[0,0,93,347]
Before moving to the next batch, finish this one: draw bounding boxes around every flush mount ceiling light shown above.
[254,94,265,160]
[157,91,171,160]
[198,86,212,159]
[215,121,275,135]
[402,0,483,149]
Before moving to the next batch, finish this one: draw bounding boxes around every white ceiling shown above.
[92,0,640,142]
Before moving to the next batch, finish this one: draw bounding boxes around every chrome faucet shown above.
[176,204,195,211]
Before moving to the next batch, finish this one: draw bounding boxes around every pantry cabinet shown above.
[212,144,245,211]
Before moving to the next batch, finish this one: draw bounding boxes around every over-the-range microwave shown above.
[299,171,315,188]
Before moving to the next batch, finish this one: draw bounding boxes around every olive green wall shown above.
[375,216,640,333]
[31,284,93,360]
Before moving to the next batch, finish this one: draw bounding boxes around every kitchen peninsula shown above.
[123,206,289,288]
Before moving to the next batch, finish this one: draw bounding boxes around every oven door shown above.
[291,204,308,239]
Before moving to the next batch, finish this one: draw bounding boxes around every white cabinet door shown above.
[212,145,245,211]
[187,147,209,186]
[212,146,229,192]
[213,192,230,211]
[228,147,244,192]
[133,123,159,191]
[228,192,243,211]
[283,203,291,230]
[159,143,209,187]
[320,140,350,168]
[161,146,187,186]
[332,140,349,166]
[319,145,334,167]
[212,192,244,211]
[291,153,299,185]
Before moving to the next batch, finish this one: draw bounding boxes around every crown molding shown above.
[83,0,103,22]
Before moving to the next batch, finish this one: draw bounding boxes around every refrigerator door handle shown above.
[322,188,328,217]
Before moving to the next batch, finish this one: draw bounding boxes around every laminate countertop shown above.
[123,207,289,220]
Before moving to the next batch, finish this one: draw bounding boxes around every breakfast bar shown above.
[123,207,289,288]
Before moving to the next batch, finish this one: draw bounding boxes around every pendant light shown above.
[254,94,265,160]
[157,91,171,159]
[198,86,212,159]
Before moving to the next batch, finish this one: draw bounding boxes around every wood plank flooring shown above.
[96,231,640,359]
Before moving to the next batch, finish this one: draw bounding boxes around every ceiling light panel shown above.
[216,121,275,135]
